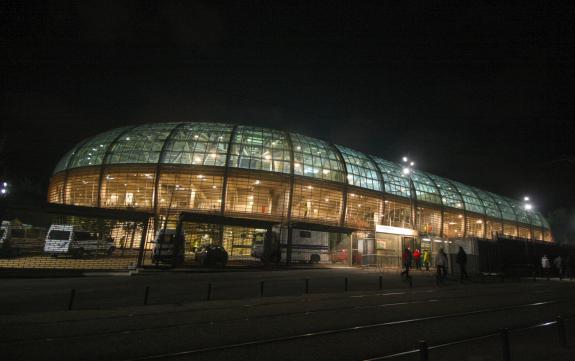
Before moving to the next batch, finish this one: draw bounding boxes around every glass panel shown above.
[466,215,485,238]
[411,170,442,205]
[485,219,502,240]
[222,226,261,261]
[291,179,343,225]
[382,198,412,228]
[345,192,383,230]
[471,187,502,219]
[100,166,156,210]
[489,193,517,222]
[371,157,412,199]
[335,145,382,191]
[224,171,290,221]
[543,229,552,242]
[158,168,223,213]
[531,212,543,227]
[291,133,345,182]
[532,228,543,241]
[228,126,291,174]
[416,206,441,236]
[68,127,132,169]
[451,181,485,215]
[64,168,100,206]
[47,173,66,203]
[53,147,77,174]
[107,123,179,165]
[161,123,233,166]
[518,225,531,239]
[443,211,465,238]
[427,174,464,210]
[502,222,518,237]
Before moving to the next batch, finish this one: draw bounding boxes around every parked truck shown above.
[251,227,330,264]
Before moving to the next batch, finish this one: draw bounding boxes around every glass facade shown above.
[48,122,552,242]
[228,126,291,174]
[335,145,381,191]
[371,157,412,198]
[161,123,233,166]
[291,133,345,183]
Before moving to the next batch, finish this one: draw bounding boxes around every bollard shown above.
[344,277,348,292]
[500,328,511,361]
[419,340,429,361]
[143,286,150,305]
[409,276,413,288]
[207,283,212,301]
[260,281,264,297]
[557,316,567,348]
[67,289,76,311]
[379,275,383,290]
[305,279,309,294]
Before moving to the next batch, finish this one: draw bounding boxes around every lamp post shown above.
[523,196,534,240]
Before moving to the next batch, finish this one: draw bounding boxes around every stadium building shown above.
[47,122,552,266]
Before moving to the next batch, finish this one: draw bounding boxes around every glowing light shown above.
[125,137,130,141]
[402,167,410,175]
[322,169,330,174]
[264,154,272,160]
[307,185,313,190]
[524,196,530,201]
[525,204,533,210]
[197,175,204,179]
[254,180,260,185]
[402,156,408,162]
[410,161,414,166]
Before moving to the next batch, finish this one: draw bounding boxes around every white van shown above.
[151,228,185,264]
[251,228,330,264]
[1,221,46,257]
[44,224,115,258]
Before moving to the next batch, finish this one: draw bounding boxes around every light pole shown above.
[523,195,534,240]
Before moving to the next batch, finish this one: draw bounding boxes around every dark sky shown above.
[2,1,575,216]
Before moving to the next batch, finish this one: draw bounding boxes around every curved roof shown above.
[54,122,548,229]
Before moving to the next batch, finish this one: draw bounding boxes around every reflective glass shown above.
[335,145,381,191]
[471,187,502,219]
[451,181,485,215]
[410,170,442,205]
[161,123,233,166]
[228,126,291,173]
[290,133,345,182]
[53,148,77,174]
[371,157,412,199]
[531,212,543,227]
[107,123,179,165]
[426,174,464,210]
[489,193,517,222]
[69,127,132,169]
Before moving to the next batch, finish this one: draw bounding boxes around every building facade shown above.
[47,122,552,265]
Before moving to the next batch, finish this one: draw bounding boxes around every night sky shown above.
[2,1,575,238]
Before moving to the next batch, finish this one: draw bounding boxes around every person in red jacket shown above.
[413,248,421,270]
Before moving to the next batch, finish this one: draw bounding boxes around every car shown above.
[195,244,228,267]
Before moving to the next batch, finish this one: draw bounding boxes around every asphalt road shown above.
[1,268,574,361]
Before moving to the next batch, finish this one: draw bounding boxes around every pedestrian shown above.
[400,247,412,278]
[435,248,448,284]
[456,246,468,280]
[541,254,550,279]
[553,255,563,280]
[423,250,430,271]
[413,248,421,270]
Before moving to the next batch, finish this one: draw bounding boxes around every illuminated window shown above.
[158,168,223,213]
[427,174,465,210]
[161,123,233,166]
[335,145,381,191]
[47,173,66,203]
[371,157,412,199]
[381,198,412,228]
[65,168,100,206]
[490,193,517,222]
[345,192,382,229]
[411,171,442,205]
[502,222,518,237]
[225,171,290,221]
[228,126,291,173]
[291,179,343,225]
[107,123,180,164]
[466,215,485,237]
[416,206,441,236]
[443,211,465,238]
[100,166,156,209]
[290,133,345,183]
[485,219,503,239]
[451,181,485,215]
[67,126,133,169]
[471,187,502,219]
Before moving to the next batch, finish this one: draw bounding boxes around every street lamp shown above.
[0,181,8,196]
[523,195,533,211]
[402,156,414,175]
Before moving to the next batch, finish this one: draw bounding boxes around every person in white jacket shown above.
[435,248,448,284]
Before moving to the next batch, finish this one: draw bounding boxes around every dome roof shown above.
[53,122,547,228]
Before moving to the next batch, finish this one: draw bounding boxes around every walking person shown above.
[541,254,551,279]
[456,246,468,281]
[553,255,563,280]
[435,248,448,285]
[400,247,412,278]
[423,250,430,271]
[413,248,421,270]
